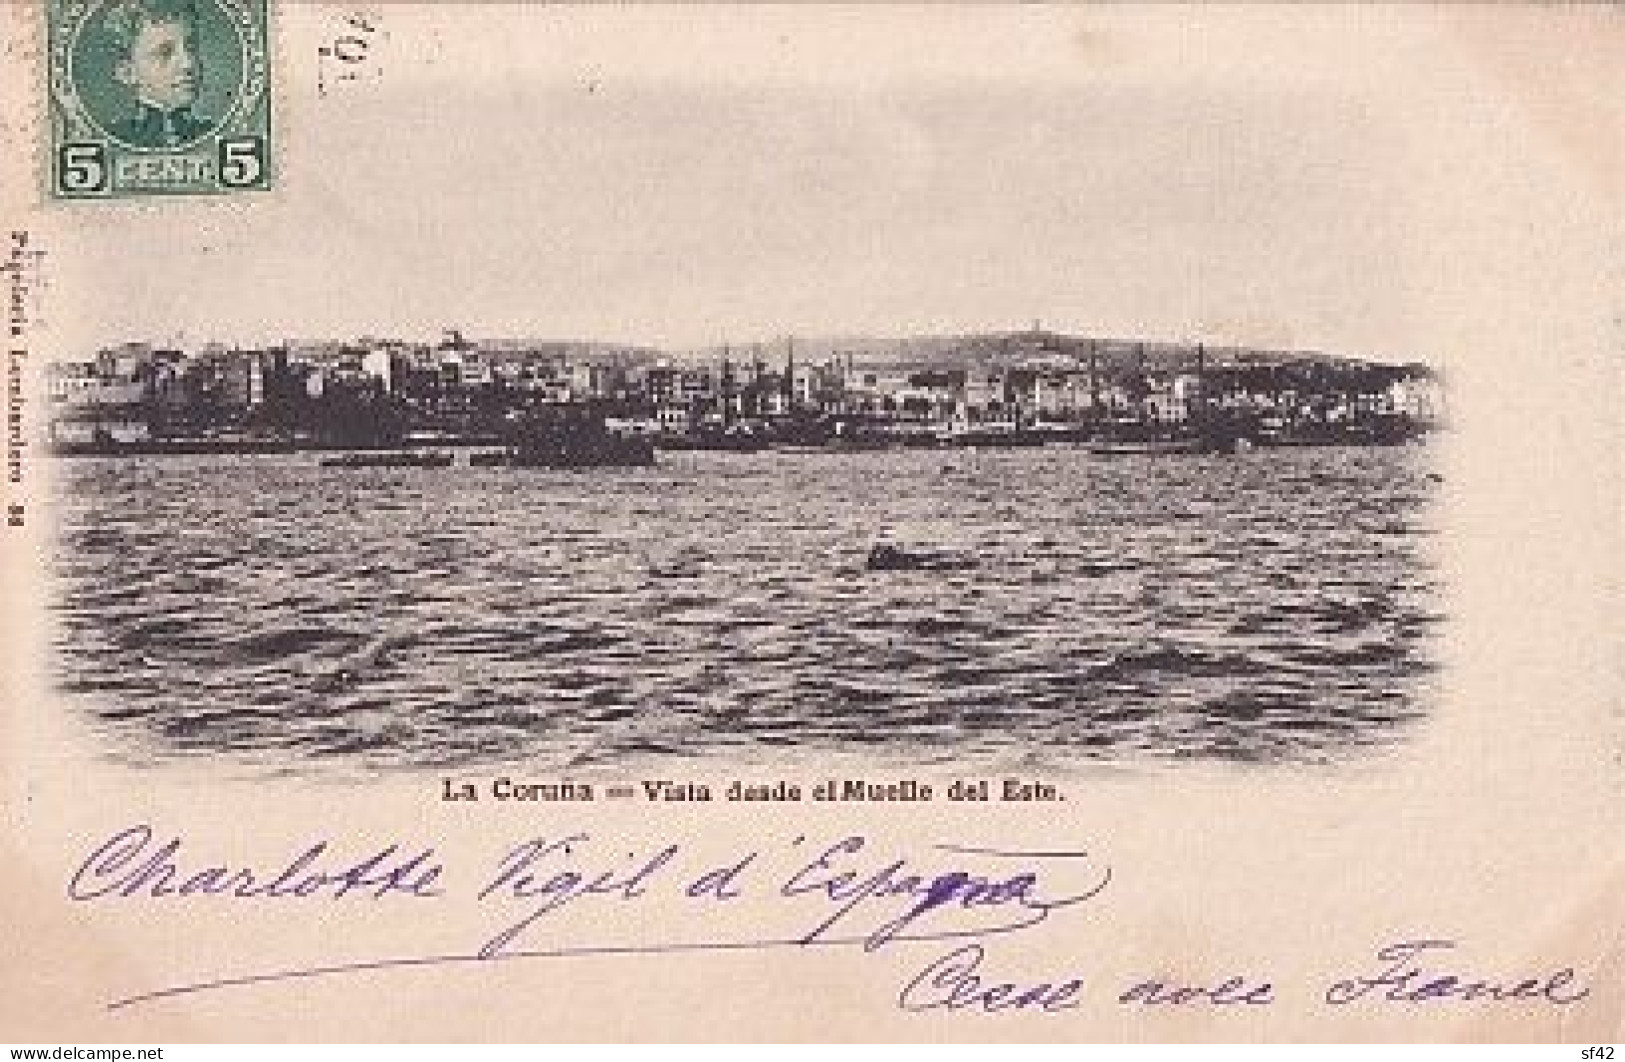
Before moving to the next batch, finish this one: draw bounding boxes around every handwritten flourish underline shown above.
[107,918,1038,1011]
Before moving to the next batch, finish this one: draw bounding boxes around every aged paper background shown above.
[1,4,1620,1042]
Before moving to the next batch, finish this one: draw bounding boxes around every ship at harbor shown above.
[318,449,455,469]
[471,403,656,469]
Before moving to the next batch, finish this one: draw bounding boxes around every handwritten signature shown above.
[71,824,1589,1016]
[73,823,1109,1010]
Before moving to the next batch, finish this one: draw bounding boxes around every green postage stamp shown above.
[46,0,271,198]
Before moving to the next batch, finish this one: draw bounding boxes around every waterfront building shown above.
[1384,373,1445,421]
[45,360,102,404]
[94,342,155,383]
[361,349,392,392]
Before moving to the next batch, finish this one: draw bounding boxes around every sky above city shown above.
[42,6,1617,367]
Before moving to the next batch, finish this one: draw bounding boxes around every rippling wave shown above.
[52,445,1442,775]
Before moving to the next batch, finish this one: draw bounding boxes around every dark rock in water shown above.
[310,668,360,693]
[865,542,977,573]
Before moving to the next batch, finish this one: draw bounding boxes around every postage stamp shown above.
[45,0,271,198]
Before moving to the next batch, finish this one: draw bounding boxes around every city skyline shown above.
[50,317,1443,456]
[70,323,1427,372]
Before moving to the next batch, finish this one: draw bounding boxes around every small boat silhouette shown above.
[319,451,454,469]
[865,540,978,573]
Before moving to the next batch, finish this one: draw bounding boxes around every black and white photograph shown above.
[49,330,1445,774]
[42,6,1449,776]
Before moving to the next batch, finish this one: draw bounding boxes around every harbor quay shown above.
[46,327,1443,455]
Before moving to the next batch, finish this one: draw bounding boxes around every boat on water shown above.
[54,427,301,457]
[1083,341,1260,456]
[936,421,1048,448]
[1087,421,1259,456]
[828,421,944,450]
[656,426,769,453]
[479,405,656,469]
[864,532,975,574]
[1029,421,1095,444]
[1086,438,1205,456]
[318,450,455,468]
[864,540,978,573]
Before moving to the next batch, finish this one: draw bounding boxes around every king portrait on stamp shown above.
[47,0,271,197]
[101,0,215,149]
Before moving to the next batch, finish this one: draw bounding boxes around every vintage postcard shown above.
[1,3,1619,1043]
